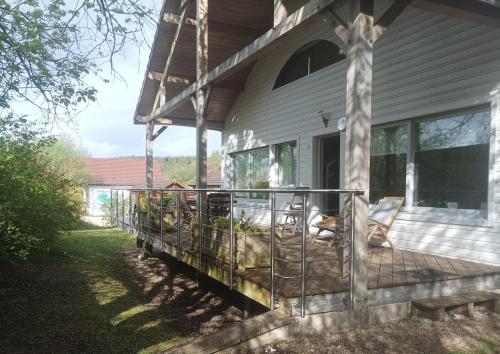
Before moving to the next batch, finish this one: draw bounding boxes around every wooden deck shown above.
[138,227,500,303]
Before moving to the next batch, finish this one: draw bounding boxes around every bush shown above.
[0,117,85,261]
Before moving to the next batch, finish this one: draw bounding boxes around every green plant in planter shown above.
[162,212,176,233]
[210,216,230,231]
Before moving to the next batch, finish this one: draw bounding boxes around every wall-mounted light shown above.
[319,110,329,128]
[337,117,346,131]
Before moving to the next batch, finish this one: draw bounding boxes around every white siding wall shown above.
[86,186,131,216]
[221,6,500,265]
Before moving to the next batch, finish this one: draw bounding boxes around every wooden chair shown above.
[367,196,405,249]
[313,196,405,249]
[313,212,347,247]
[281,188,308,234]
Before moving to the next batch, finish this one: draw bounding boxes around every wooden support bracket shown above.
[152,126,168,141]
[320,8,348,51]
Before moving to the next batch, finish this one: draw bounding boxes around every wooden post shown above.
[196,0,208,191]
[195,0,209,274]
[273,0,287,27]
[345,0,373,328]
[146,121,154,189]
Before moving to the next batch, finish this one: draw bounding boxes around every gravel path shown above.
[253,309,500,354]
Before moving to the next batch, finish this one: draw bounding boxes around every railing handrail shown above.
[113,187,365,194]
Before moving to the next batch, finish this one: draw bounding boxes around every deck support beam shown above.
[344,0,373,328]
[146,121,155,188]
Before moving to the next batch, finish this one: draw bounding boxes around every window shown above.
[370,125,408,204]
[276,141,297,187]
[233,147,270,199]
[368,107,491,213]
[414,110,490,210]
[273,40,345,89]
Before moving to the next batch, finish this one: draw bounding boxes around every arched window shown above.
[273,40,345,89]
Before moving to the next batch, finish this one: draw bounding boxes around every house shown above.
[131,0,500,324]
[85,158,167,216]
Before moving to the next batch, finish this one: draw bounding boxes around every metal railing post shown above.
[115,190,119,226]
[147,190,151,244]
[300,192,308,318]
[176,192,181,260]
[198,193,202,275]
[110,190,114,225]
[350,192,355,309]
[128,190,132,228]
[121,190,125,228]
[160,191,164,250]
[229,192,234,290]
[137,192,141,232]
[270,192,276,310]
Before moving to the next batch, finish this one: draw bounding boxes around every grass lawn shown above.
[0,226,201,354]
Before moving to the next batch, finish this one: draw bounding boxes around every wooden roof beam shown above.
[148,71,163,81]
[137,116,224,132]
[373,0,413,42]
[148,72,193,85]
[151,0,192,114]
[163,12,264,38]
[413,0,500,28]
[145,0,338,123]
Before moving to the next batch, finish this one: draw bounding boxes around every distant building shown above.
[85,158,167,216]
[189,170,222,189]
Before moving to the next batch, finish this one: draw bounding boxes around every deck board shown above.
[433,256,459,280]
[392,249,407,286]
[401,250,420,284]
[378,247,393,288]
[368,246,383,289]
[412,251,431,283]
[140,228,500,302]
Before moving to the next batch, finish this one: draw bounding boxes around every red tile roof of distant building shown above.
[86,158,167,187]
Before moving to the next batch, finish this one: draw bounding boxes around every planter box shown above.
[190,222,283,270]
[236,230,271,270]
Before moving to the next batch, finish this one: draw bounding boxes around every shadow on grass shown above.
[0,228,246,354]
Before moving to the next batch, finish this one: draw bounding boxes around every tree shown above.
[0,116,86,261]
[0,0,157,122]
[44,135,91,185]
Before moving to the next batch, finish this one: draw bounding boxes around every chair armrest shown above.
[319,213,342,220]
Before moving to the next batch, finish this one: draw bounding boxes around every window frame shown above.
[369,122,409,204]
[370,104,495,227]
[274,140,298,188]
[273,40,346,90]
[231,146,270,200]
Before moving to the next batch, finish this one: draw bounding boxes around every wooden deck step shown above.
[412,291,499,321]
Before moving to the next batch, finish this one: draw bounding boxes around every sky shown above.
[57,55,222,158]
